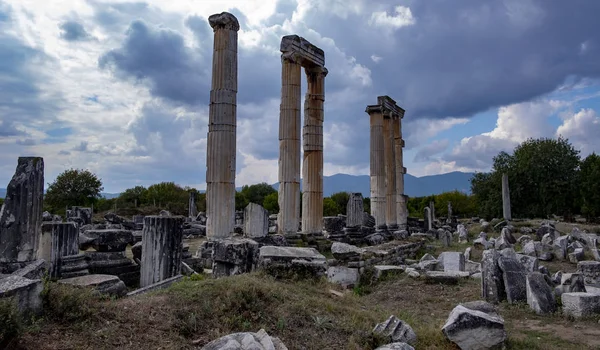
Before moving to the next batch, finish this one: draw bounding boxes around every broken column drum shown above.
[39,222,89,279]
[0,157,44,272]
[83,229,139,286]
[278,35,327,235]
[205,12,240,240]
[140,216,184,288]
[502,173,511,221]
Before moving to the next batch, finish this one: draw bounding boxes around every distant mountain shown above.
[0,171,474,201]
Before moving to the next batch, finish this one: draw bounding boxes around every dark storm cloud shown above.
[59,20,92,41]
[297,0,600,119]
[98,19,210,105]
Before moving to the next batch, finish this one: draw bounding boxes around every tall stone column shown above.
[0,157,44,270]
[502,173,511,221]
[302,66,327,234]
[393,115,407,228]
[366,106,387,229]
[140,216,184,287]
[188,191,197,218]
[205,12,239,240]
[278,56,302,235]
[383,113,397,230]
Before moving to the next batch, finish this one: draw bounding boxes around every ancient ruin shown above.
[205,12,240,240]
[502,173,511,221]
[277,35,327,236]
[366,97,407,232]
[140,216,183,287]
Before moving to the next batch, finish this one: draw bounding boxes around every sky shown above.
[1,0,600,193]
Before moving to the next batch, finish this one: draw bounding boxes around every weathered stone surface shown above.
[516,254,538,272]
[457,224,468,243]
[526,272,556,314]
[59,274,127,297]
[437,252,465,272]
[481,249,506,304]
[442,304,506,350]
[80,229,134,252]
[517,235,532,245]
[11,259,47,280]
[494,227,515,250]
[243,203,269,239]
[201,328,287,350]
[375,343,414,350]
[555,273,586,297]
[0,157,44,265]
[465,260,481,274]
[498,256,527,304]
[374,265,405,280]
[327,266,359,288]
[562,293,600,318]
[464,247,472,261]
[0,275,43,314]
[331,242,364,260]
[258,246,326,279]
[38,222,80,278]
[346,193,364,228]
[569,248,585,263]
[536,225,554,241]
[577,261,600,284]
[425,271,470,285]
[127,275,183,297]
[213,238,259,278]
[473,237,490,249]
[140,216,183,287]
[373,315,417,345]
[365,233,386,246]
[460,300,498,314]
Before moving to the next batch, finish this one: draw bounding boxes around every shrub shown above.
[0,298,22,348]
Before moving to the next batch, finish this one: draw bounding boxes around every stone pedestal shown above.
[244,203,269,239]
[0,157,44,271]
[206,12,240,240]
[140,216,184,288]
[39,222,88,279]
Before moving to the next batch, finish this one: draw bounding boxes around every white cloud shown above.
[557,108,600,156]
[370,54,382,63]
[368,6,415,30]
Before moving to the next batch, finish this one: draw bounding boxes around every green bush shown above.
[41,282,97,324]
[0,298,22,348]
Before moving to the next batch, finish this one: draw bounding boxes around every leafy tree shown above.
[235,191,248,211]
[580,153,600,221]
[195,192,207,212]
[363,197,371,214]
[470,172,502,220]
[330,192,350,215]
[45,169,103,213]
[145,182,186,207]
[323,197,340,216]
[240,183,276,206]
[119,186,147,207]
[263,192,279,214]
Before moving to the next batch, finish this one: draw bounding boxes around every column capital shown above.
[208,12,240,32]
[281,50,303,64]
[365,105,383,114]
[305,66,328,77]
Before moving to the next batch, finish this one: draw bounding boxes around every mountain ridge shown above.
[0,171,474,200]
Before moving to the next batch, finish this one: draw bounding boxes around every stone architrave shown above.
[205,12,240,240]
[502,173,511,221]
[346,193,364,228]
[140,216,184,287]
[278,34,326,235]
[383,112,397,230]
[188,191,198,218]
[244,203,269,238]
[39,222,84,279]
[0,157,44,269]
[366,105,387,230]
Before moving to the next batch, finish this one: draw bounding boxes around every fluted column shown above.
[302,66,327,234]
[39,222,79,278]
[394,115,407,227]
[206,12,239,240]
[140,216,184,287]
[367,106,387,229]
[383,112,397,230]
[278,56,302,235]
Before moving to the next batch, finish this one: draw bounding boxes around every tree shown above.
[580,153,600,221]
[240,183,276,206]
[119,186,147,207]
[235,191,248,211]
[330,192,350,215]
[263,192,279,214]
[45,169,104,213]
[323,197,340,216]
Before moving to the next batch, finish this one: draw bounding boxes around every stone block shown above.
[481,249,506,304]
[201,328,287,350]
[0,275,43,314]
[331,242,364,261]
[577,261,600,285]
[526,272,556,314]
[442,304,506,350]
[498,256,527,304]
[10,260,47,280]
[59,274,127,297]
[373,315,417,345]
[243,203,269,238]
[81,229,134,252]
[562,292,600,318]
[258,246,326,279]
[438,252,465,272]
[140,216,184,287]
[374,265,405,280]
[212,238,259,278]
[327,266,359,288]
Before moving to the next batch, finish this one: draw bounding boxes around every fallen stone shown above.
[568,248,585,263]
[562,293,600,318]
[442,304,506,350]
[425,271,470,285]
[437,252,465,272]
[555,273,587,297]
[498,256,527,304]
[460,300,498,315]
[59,274,127,297]
[577,261,600,284]
[553,236,569,260]
[0,275,43,314]
[373,315,417,345]
[327,266,359,288]
[212,238,259,278]
[374,265,406,280]
[516,254,538,272]
[258,246,326,279]
[481,249,506,304]
[541,233,553,245]
[201,329,288,350]
[331,242,364,260]
[10,260,47,280]
[526,272,556,314]
[159,210,171,217]
[127,275,183,297]
[375,343,414,350]
[464,247,472,261]
[405,267,420,278]
[80,229,134,252]
[473,237,490,249]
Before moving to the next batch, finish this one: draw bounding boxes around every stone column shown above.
[366,106,387,230]
[383,112,397,230]
[278,54,302,235]
[424,207,432,231]
[447,201,453,223]
[502,173,511,221]
[0,157,44,270]
[393,115,407,228]
[430,201,436,222]
[140,216,184,287]
[39,222,82,278]
[188,191,198,218]
[205,12,239,240]
[302,66,328,234]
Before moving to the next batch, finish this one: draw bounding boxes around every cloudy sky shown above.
[1,0,600,193]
